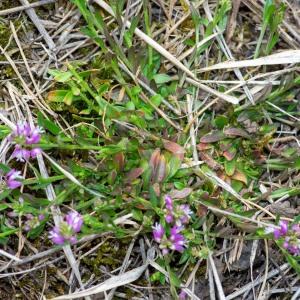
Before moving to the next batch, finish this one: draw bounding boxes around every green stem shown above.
[254,22,268,59]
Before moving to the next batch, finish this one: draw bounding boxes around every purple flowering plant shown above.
[265,220,300,256]
[9,121,43,162]
[152,195,192,255]
[5,169,23,190]
[49,211,84,245]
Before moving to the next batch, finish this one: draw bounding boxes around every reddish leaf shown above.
[200,131,225,143]
[155,154,167,183]
[152,183,161,197]
[163,140,185,160]
[149,149,161,172]
[114,153,125,172]
[125,168,144,183]
[219,141,231,151]
[197,143,213,151]
[199,152,222,170]
[196,204,208,217]
[223,148,237,161]
[169,188,193,199]
[224,127,250,138]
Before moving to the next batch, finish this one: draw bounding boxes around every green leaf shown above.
[294,157,300,170]
[63,90,73,105]
[169,269,181,287]
[37,113,60,135]
[0,204,8,211]
[48,69,72,82]
[153,74,172,84]
[47,90,69,103]
[132,208,143,221]
[225,159,236,176]
[214,115,228,129]
[0,190,11,201]
[166,156,181,180]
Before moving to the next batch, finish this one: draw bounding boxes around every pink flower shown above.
[165,195,173,210]
[49,227,65,245]
[292,224,300,236]
[169,226,186,252]
[38,214,45,221]
[165,213,174,223]
[152,223,165,243]
[49,211,83,245]
[164,195,174,223]
[179,290,187,300]
[9,121,43,161]
[65,211,83,233]
[177,204,192,226]
[5,169,23,189]
[273,220,288,239]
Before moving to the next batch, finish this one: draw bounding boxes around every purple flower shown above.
[49,211,83,245]
[292,224,300,236]
[179,290,187,300]
[283,237,290,250]
[165,195,173,210]
[5,169,23,189]
[9,121,43,161]
[177,204,192,226]
[274,220,289,239]
[152,223,164,243]
[65,211,83,233]
[49,226,65,245]
[30,147,42,158]
[69,236,77,244]
[164,195,174,223]
[169,226,186,252]
[38,214,45,221]
[288,245,300,255]
[162,248,169,255]
[165,213,174,224]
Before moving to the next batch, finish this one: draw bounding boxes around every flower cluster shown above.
[266,220,300,256]
[152,195,192,255]
[49,211,83,245]
[9,121,43,162]
[165,195,192,226]
[3,121,43,191]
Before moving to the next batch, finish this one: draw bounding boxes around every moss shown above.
[82,240,128,276]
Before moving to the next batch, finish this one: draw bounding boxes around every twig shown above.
[226,263,290,300]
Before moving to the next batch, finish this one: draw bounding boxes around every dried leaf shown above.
[224,127,250,138]
[196,204,208,217]
[169,188,193,199]
[163,139,185,160]
[231,170,247,184]
[52,262,150,299]
[197,143,213,151]
[199,152,222,170]
[200,50,300,71]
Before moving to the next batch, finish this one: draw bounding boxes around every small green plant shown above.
[254,0,286,58]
